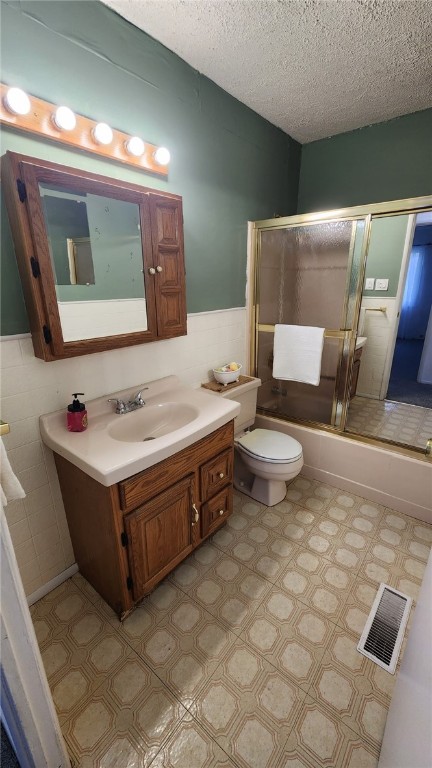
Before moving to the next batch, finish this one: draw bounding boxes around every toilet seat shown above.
[236,428,303,464]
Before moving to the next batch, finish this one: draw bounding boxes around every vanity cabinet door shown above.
[124,474,195,601]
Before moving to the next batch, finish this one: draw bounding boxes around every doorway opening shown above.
[386,215,432,409]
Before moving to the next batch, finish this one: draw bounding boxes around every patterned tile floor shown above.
[346,395,432,449]
[30,476,432,768]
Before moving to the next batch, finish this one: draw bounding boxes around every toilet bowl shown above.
[215,376,304,506]
[234,428,303,506]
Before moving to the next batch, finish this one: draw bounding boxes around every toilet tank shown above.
[217,376,261,434]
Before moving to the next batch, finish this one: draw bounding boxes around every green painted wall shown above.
[56,195,144,302]
[297,109,432,213]
[363,216,409,298]
[0,0,301,335]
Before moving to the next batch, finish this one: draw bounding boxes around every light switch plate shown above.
[375,278,389,291]
[365,278,375,290]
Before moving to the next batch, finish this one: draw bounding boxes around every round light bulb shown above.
[125,136,145,157]
[53,106,76,131]
[154,147,170,166]
[92,122,113,145]
[4,87,31,116]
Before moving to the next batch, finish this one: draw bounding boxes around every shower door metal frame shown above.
[251,214,371,432]
[249,194,432,451]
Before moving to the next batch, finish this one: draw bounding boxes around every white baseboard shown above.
[27,563,78,607]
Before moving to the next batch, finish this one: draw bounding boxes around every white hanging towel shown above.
[273,324,325,386]
[1,439,25,509]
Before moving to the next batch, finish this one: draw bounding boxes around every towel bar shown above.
[0,421,10,436]
[364,307,387,313]
[257,324,351,339]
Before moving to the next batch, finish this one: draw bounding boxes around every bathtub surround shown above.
[255,415,432,525]
[0,308,247,598]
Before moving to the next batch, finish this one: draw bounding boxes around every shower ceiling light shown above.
[154,147,171,166]
[93,122,113,145]
[126,136,145,157]
[4,87,31,115]
[53,106,76,131]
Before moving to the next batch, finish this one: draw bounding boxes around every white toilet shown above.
[219,376,303,506]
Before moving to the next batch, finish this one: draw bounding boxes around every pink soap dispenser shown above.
[67,393,88,432]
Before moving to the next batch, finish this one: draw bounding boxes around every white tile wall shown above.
[357,297,397,399]
[0,308,247,596]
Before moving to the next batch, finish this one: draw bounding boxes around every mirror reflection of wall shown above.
[41,189,94,285]
[39,183,148,341]
[66,237,94,285]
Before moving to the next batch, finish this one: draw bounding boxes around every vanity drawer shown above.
[118,421,233,512]
[201,486,232,538]
[200,448,233,502]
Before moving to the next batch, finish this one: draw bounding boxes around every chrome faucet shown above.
[108,388,149,414]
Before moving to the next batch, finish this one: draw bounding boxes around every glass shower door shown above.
[254,217,368,428]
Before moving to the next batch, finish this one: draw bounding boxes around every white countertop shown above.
[40,376,240,486]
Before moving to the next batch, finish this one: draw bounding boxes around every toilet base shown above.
[234,475,287,506]
[233,447,303,507]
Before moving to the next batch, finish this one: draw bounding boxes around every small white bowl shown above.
[213,364,242,385]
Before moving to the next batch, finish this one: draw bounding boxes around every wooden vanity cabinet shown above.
[54,421,234,618]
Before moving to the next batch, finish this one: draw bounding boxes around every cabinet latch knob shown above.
[218,472,224,479]
[219,509,224,516]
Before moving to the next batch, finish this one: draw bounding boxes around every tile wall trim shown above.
[27,563,78,607]
[0,333,32,341]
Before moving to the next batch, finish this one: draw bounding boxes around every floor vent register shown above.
[357,583,412,674]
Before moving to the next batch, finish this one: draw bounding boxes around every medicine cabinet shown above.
[2,152,186,361]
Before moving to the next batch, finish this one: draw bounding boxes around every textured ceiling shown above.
[102,0,432,143]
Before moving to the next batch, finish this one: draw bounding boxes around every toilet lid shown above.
[236,429,302,464]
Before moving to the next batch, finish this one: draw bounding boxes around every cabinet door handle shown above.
[218,472,224,479]
[148,267,156,275]
[156,265,163,273]
[219,509,224,516]
[192,503,199,525]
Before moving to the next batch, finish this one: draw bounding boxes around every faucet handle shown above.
[108,398,126,414]
[133,388,148,405]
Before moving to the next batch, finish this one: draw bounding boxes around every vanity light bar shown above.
[0,83,170,177]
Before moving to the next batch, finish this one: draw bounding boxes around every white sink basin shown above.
[108,402,199,443]
[40,376,240,486]
[356,335,367,350]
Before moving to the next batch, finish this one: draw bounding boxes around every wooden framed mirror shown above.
[2,152,186,361]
